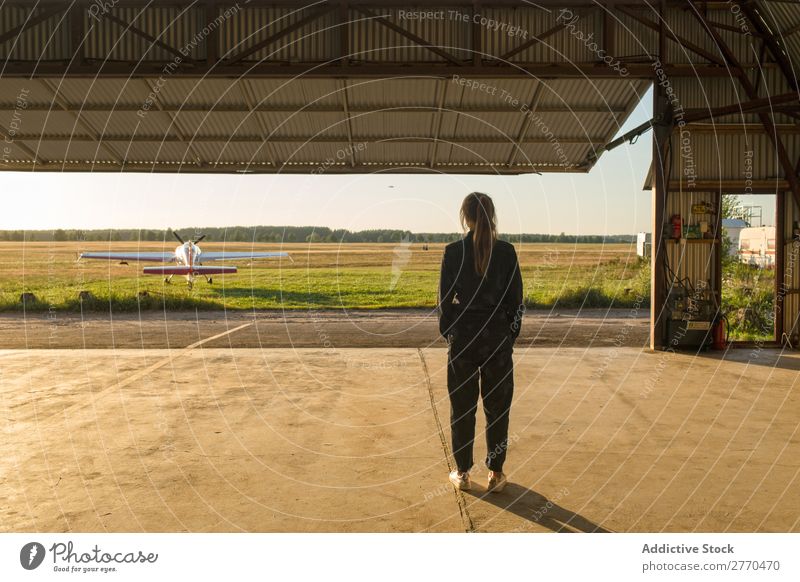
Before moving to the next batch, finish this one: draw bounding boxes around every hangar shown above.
[1,0,799,349]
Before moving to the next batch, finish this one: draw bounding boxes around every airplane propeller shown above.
[172,230,206,245]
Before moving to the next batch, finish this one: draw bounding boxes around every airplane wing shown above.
[79,252,175,263]
[200,251,289,262]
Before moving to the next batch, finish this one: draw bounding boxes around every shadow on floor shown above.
[465,482,611,533]
[691,347,800,372]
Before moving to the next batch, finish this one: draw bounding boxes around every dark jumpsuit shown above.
[438,231,524,474]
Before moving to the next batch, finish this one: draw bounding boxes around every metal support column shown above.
[776,190,786,343]
[650,85,673,350]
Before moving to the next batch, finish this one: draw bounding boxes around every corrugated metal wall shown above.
[0,6,70,60]
[782,193,800,346]
[0,3,777,66]
[755,0,800,79]
[85,6,205,61]
[223,6,338,62]
[663,190,719,294]
[668,132,795,184]
[348,7,471,62]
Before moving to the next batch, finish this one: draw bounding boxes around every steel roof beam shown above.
[0,1,763,7]
[0,5,65,46]
[0,103,631,114]
[471,1,482,67]
[205,0,220,66]
[783,22,800,38]
[617,5,727,66]
[668,180,789,193]
[682,92,800,122]
[707,18,765,37]
[0,160,579,174]
[679,124,800,134]
[353,5,465,66]
[0,63,752,78]
[69,3,86,67]
[738,3,798,92]
[224,4,338,65]
[499,20,568,62]
[100,11,186,60]
[689,3,800,210]
[338,0,349,66]
[11,134,607,145]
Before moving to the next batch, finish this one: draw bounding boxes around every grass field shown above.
[0,241,649,312]
[722,262,776,342]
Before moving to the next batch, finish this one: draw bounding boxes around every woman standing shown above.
[438,192,524,493]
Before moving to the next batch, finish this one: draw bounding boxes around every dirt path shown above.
[0,308,648,349]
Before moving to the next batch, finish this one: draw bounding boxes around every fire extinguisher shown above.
[712,315,728,350]
[670,214,682,239]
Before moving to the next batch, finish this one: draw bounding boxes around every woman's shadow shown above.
[465,482,611,533]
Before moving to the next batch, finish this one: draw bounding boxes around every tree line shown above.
[0,226,636,244]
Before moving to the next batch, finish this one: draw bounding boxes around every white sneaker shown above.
[487,472,507,493]
[449,470,471,491]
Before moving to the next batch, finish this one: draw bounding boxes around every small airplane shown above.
[79,231,289,289]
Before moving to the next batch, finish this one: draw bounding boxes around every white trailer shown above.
[636,232,651,258]
[738,226,776,268]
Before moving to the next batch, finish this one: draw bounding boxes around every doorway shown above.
[720,194,777,343]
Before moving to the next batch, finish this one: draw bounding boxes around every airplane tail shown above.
[143,265,237,276]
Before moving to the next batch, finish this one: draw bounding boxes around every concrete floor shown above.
[1,344,799,532]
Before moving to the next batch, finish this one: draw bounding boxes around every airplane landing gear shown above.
[164,275,173,284]
[187,280,194,290]
[205,276,213,284]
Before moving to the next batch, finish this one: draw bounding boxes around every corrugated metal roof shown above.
[349,111,434,139]
[152,78,244,108]
[755,0,800,84]
[260,110,347,138]
[49,78,152,107]
[246,79,343,108]
[0,76,641,172]
[0,2,793,174]
[348,78,439,107]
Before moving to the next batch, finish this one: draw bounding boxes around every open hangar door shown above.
[0,0,798,351]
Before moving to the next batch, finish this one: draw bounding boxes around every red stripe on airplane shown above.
[143,266,236,275]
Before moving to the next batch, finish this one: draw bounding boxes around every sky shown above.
[2,84,770,235]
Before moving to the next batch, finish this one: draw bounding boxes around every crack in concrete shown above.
[417,348,475,533]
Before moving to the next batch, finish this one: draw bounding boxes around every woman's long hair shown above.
[460,192,497,276]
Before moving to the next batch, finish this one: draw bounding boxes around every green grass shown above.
[721,263,775,342]
[0,241,651,312]
[1,268,440,312]
[2,266,651,312]
[525,258,650,309]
